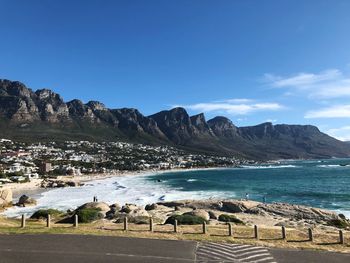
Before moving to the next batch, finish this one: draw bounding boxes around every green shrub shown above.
[31,209,63,219]
[75,208,103,223]
[339,214,346,220]
[327,219,350,229]
[121,207,131,213]
[218,214,244,224]
[165,214,207,225]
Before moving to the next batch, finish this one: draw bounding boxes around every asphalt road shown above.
[0,234,349,263]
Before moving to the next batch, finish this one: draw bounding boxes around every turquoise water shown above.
[146,159,350,216]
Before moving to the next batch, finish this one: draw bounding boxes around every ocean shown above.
[3,158,350,218]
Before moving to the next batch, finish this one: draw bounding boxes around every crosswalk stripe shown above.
[196,242,276,263]
[196,251,222,260]
[238,252,272,261]
[197,248,237,260]
[234,246,268,253]
[237,249,269,257]
[204,243,240,254]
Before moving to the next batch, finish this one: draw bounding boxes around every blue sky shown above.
[1,1,350,140]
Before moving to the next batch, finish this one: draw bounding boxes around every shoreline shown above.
[1,166,228,195]
[2,161,350,219]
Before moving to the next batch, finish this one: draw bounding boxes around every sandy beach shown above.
[1,167,224,194]
[0,167,224,203]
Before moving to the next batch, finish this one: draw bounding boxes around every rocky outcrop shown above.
[36,199,349,230]
[0,188,13,208]
[157,199,343,226]
[249,203,339,222]
[41,179,83,188]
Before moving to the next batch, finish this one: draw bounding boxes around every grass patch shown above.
[327,219,350,229]
[218,214,245,225]
[31,209,64,220]
[165,214,207,225]
[75,208,103,223]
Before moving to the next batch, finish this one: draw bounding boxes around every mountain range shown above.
[1,79,350,160]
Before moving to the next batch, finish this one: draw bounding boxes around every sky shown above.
[1,0,350,140]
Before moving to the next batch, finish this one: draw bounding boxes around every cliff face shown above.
[1,79,350,160]
[208,116,238,138]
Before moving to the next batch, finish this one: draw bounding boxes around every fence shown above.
[12,214,348,246]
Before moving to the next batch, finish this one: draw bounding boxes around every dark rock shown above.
[17,195,37,207]
[145,203,158,211]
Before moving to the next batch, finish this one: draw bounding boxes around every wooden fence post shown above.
[123,217,128,231]
[339,230,345,245]
[254,225,259,239]
[174,219,178,233]
[149,217,153,232]
[21,214,26,228]
[202,222,207,234]
[308,228,313,242]
[281,226,286,240]
[47,214,51,228]
[74,215,78,228]
[228,223,233,237]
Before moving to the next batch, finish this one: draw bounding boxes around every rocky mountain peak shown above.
[0,79,33,98]
[86,101,107,111]
[35,89,63,102]
[208,116,238,138]
[190,113,206,125]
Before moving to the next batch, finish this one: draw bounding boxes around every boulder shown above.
[114,208,151,224]
[110,203,121,211]
[145,203,158,211]
[106,203,121,219]
[222,200,260,213]
[0,188,13,207]
[184,209,210,221]
[77,202,110,216]
[16,195,37,207]
[120,204,138,213]
[208,210,219,220]
[129,208,150,218]
[250,203,340,222]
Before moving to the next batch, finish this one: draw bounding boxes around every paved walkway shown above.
[1,234,350,262]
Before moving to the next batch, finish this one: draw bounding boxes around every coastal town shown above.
[0,139,247,185]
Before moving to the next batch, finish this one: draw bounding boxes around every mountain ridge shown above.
[1,79,349,160]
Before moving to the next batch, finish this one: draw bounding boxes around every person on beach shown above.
[245,193,249,201]
[263,195,266,203]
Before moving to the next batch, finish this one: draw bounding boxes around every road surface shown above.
[0,234,349,262]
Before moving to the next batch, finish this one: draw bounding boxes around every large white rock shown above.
[0,188,13,207]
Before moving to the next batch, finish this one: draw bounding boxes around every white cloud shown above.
[265,119,277,123]
[327,126,350,141]
[263,69,350,99]
[215,98,254,104]
[305,105,350,119]
[177,100,284,115]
